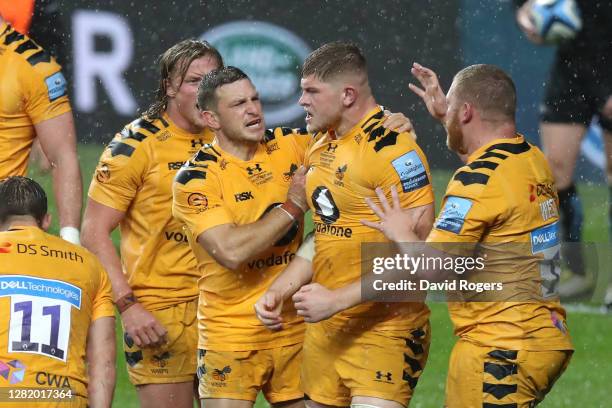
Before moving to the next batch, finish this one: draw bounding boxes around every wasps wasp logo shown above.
[212,366,232,381]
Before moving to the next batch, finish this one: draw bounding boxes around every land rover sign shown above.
[201,21,312,126]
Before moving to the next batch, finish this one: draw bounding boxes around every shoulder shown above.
[174,144,222,187]
[2,26,63,79]
[105,116,170,159]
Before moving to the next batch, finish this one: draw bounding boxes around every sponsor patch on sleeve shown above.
[391,150,429,192]
[434,196,473,234]
[530,221,559,253]
[44,71,67,102]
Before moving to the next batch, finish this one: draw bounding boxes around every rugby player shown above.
[0,16,82,244]
[81,39,222,407]
[362,63,574,407]
[0,176,115,408]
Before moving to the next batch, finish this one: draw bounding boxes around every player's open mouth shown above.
[305,112,312,122]
[246,119,262,128]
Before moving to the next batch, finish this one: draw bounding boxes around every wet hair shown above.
[302,41,367,81]
[143,39,223,119]
[452,64,516,121]
[196,66,250,111]
[0,176,47,224]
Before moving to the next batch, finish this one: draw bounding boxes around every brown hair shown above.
[0,176,47,224]
[197,66,249,111]
[302,41,367,81]
[452,64,516,121]
[143,39,223,119]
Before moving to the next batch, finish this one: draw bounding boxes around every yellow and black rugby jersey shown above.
[428,135,572,351]
[0,226,113,406]
[305,106,434,331]
[88,114,214,311]
[0,22,71,180]
[172,127,310,351]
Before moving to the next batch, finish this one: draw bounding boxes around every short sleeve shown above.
[23,61,71,125]
[91,260,115,321]
[172,165,233,240]
[88,135,149,212]
[363,131,434,209]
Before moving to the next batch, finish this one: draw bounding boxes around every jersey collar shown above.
[162,113,211,139]
[337,106,384,142]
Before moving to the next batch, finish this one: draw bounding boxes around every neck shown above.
[2,216,39,231]
[165,103,203,134]
[462,121,516,160]
[215,132,259,161]
[335,95,378,138]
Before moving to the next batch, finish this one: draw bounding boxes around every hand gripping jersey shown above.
[0,227,113,406]
[0,22,71,179]
[88,115,214,310]
[305,107,434,331]
[172,127,310,351]
[428,135,573,351]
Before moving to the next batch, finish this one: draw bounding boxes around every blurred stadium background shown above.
[12,0,612,406]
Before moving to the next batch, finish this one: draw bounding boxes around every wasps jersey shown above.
[0,226,113,406]
[172,127,310,351]
[88,114,214,310]
[305,106,434,331]
[0,22,71,180]
[428,135,573,351]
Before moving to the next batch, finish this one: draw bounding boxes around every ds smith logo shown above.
[201,21,311,126]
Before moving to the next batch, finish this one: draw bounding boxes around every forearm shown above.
[81,226,131,300]
[201,207,297,269]
[270,256,313,301]
[87,317,115,408]
[51,155,83,229]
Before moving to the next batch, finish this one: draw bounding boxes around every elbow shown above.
[211,247,243,270]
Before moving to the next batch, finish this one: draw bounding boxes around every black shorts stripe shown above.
[405,338,424,355]
[484,362,518,380]
[125,351,143,367]
[402,371,419,389]
[175,169,207,185]
[488,350,518,361]
[483,403,518,408]
[486,141,531,155]
[453,171,490,186]
[483,383,517,400]
[468,161,499,171]
[109,141,135,157]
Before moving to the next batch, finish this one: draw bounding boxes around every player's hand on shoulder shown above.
[292,283,341,323]
[409,63,448,121]
[121,303,168,348]
[515,0,545,44]
[254,291,284,331]
[382,110,415,136]
[286,165,309,212]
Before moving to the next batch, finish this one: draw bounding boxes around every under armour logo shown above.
[191,138,205,148]
[327,143,337,153]
[246,164,263,175]
[376,371,392,381]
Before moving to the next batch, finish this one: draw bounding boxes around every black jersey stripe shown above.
[486,141,530,155]
[478,151,508,160]
[374,131,399,152]
[133,118,160,134]
[15,39,38,55]
[175,169,207,185]
[467,160,499,171]
[453,171,490,186]
[4,30,24,45]
[26,50,51,66]
[483,383,517,400]
[109,141,135,157]
[194,150,218,163]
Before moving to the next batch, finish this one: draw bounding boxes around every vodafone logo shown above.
[0,243,11,254]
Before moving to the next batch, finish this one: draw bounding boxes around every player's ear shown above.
[203,110,220,130]
[460,102,473,124]
[342,87,357,107]
[41,213,52,231]
[165,78,177,98]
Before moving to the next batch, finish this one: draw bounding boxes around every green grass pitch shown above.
[29,143,612,407]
